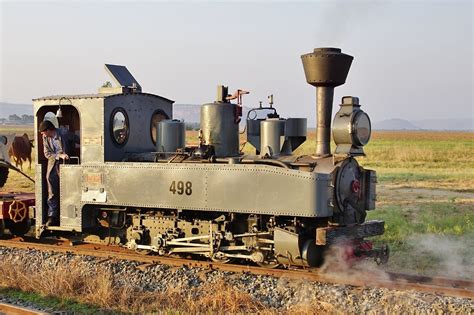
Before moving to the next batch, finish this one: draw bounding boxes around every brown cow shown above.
[8,133,34,171]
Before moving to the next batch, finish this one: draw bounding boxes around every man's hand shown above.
[58,153,69,160]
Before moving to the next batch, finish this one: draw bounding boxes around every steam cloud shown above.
[408,234,474,280]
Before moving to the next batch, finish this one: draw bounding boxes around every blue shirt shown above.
[43,128,79,160]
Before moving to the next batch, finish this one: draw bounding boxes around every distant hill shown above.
[172,104,200,122]
[0,102,32,117]
[372,118,473,131]
[372,119,420,130]
[412,119,473,131]
[1,102,472,131]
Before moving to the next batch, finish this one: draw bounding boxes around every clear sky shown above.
[0,0,472,125]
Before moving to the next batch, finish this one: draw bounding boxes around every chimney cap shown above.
[301,47,353,87]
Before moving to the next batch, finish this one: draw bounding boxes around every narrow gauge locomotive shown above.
[19,48,388,267]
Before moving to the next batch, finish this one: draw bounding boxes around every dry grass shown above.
[0,163,35,193]
[0,125,34,139]
[370,131,473,142]
[0,256,270,313]
[0,125,35,193]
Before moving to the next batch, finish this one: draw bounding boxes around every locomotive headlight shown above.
[352,110,371,146]
[332,96,371,157]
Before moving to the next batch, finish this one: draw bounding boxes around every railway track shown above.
[0,302,47,315]
[0,237,472,299]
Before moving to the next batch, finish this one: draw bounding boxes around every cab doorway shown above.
[36,105,80,226]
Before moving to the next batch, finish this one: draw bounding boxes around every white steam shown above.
[408,234,474,280]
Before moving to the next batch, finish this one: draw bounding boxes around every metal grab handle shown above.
[61,156,80,164]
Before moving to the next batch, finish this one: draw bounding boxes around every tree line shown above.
[0,114,34,124]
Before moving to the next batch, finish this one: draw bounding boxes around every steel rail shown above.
[0,238,472,299]
[0,302,47,315]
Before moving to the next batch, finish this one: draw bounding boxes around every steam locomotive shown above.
[1,47,388,267]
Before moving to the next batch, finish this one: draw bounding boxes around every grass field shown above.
[1,127,473,278]
[0,125,35,193]
[294,130,474,192]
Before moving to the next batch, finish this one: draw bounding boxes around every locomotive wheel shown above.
[302,240,325,267]
[252,250,280,268]
[9,219,30,236]
[211,252,232,264]
[135,249,152,255]
[257,261,280,269]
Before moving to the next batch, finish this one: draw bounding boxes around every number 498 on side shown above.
[169,181,192,196]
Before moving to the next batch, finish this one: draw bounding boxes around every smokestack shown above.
[301,48,353,157]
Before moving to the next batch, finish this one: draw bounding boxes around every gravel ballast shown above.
[0,247,472,313]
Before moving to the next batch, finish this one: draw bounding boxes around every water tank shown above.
[156,120,185,153]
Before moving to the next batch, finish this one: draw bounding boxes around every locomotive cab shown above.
[33,64,173,231]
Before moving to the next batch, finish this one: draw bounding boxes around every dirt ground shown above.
[378,184,474,205]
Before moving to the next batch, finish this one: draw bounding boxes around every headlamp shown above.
[332,96,371,157]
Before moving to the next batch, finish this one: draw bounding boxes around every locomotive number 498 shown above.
[169,181,193,195]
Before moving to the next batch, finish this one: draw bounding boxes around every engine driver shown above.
[39,120,79,227]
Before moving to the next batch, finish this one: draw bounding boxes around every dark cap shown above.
[39,120,55,132]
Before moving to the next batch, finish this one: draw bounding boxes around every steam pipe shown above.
[316,87,334,156]
[216,157,290,169]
